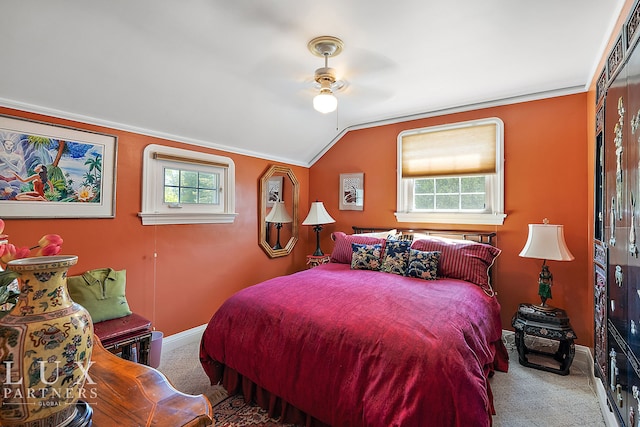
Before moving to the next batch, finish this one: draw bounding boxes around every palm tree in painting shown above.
[17,136,96,202]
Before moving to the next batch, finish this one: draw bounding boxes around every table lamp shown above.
[265,201,292,250]
[302,201,335,256]
[519,218,574,309]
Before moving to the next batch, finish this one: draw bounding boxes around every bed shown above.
[200,227,509,427]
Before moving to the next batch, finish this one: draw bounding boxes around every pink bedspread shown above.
[200,263,508,427]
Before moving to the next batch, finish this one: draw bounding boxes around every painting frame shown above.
[0,115,117,218]
[266,175,284,207]
[339,172,364,211]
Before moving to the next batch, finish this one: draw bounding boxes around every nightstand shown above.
[511,303,577,375]
[306,254,331,268]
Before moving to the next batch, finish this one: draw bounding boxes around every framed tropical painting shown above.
[0,115,117,218]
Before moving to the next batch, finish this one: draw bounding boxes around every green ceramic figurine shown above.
[538,264,553,306]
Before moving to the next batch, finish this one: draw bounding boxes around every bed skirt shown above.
[202,336,509,427]
[204,357,330,427]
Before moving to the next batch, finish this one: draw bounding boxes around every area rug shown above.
[213,394,298,427]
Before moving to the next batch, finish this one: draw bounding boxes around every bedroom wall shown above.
[308,93,592,347]
[0,106,310,336]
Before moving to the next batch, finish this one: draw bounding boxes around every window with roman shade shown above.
[395,117,506,225]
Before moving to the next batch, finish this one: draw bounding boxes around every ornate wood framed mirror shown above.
[259,165,299,258]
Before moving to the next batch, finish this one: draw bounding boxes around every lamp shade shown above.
[519,223,574,261]
[265,201,292,224]
[313,91,337,114]
[302,201,335,225]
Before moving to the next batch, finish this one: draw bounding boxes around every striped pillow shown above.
[410,237,501,288]
[330,232,386,264]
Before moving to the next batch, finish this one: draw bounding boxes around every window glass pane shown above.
[180,188,198,204]
[415,179,433,193]
[461,176,485,193]
[164,168,180,186]
[180,171,198,188]
[414,194,434,209]
[198,189,217,204]
[164,187,179,203]
[436,194,459,210]
[461,194,485,209]
[199,173,216,189]
[435,178,459,194]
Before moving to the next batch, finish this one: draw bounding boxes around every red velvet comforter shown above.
[200,263,508,427]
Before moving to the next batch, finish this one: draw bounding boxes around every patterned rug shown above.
[213,395,298,427]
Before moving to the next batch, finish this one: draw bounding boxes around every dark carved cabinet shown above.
[597,7,640,425]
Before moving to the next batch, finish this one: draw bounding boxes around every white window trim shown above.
[395,118,506,226]
[139,144,238,225]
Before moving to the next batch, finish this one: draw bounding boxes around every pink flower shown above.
[0,226,64,270]
[0,244,30,264]
[35,234,63,257]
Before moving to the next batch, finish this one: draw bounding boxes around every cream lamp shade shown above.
[265,201,292,224]
[303,201,335,256]
[519,223,574,261]
[302,201,335,226]
[519,219,574,308]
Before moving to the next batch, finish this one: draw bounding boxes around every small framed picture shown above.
[266,176,284,207]
[339,173,364,211]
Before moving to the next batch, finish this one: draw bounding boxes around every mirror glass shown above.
[259,165,299,258]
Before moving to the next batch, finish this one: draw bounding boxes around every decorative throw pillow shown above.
[330,232,386,264]
[380,239,412,275]
[358,229,398,239]
[350,243,383,271]
[410,237,501,287]
[405,249,441,280]
[67,268,132,323]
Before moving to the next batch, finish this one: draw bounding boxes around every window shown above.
[396,118,506,225]
[139,144,237,225]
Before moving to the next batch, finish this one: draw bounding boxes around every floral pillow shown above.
[330,232,387,264]
[380,239,412,275]
[405,249,441,280]
[350,243,383,271]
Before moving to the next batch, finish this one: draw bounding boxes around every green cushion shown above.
[67,268,132,323]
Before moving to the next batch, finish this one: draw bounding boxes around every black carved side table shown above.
[511,303,577,375]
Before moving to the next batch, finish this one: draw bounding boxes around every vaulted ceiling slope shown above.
[0,1,625,166]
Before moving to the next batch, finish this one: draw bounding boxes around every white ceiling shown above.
[0,1,625,166]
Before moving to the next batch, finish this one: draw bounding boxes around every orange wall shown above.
[309,93,592,346]
[0,107,310,336]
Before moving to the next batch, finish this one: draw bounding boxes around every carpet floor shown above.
[157,333,607,426]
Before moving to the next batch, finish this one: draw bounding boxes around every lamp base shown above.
[312,225,324,257]
[534,302,556,312]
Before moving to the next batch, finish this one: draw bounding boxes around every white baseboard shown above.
[161,323,207,354]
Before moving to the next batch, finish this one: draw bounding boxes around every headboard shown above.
[351,226,497,246]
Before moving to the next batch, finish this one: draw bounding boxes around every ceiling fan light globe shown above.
[313,92,337,114]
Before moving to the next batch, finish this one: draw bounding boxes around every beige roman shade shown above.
[401,122,497,178]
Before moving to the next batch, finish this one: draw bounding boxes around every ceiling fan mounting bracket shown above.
[308,36,344,58]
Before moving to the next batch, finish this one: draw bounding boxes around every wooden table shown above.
[84,337,213,426]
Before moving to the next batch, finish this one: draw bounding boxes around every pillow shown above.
[357,229,398,239]
[405,249,441,280]
[380,239,412,275]
[410,237,501,287]
[350,243,383,271]
[67,268,132,323]
[330,232,386,264]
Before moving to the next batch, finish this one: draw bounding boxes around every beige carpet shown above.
[157,333,606,426]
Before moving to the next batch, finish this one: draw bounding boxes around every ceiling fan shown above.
[308,36,346,114]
